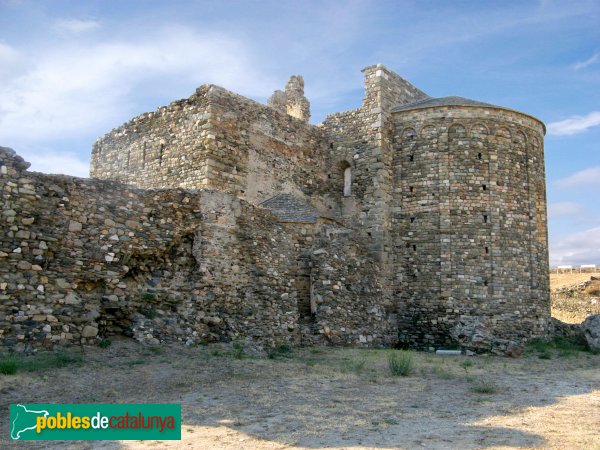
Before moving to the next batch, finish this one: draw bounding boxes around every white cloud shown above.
[0,41,17,60]
[0,26,276,144]
[21,150,90,177]
[0,41,19,77]
[556,166,600,188]
[548,202,585,217]
[574,51,600,70]
[53,19,100,34]
[547,111,600,135]
[550,226,600,266]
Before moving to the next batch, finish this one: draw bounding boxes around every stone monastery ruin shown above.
[1,64,551,353]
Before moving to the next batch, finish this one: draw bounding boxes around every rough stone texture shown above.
[261,194,324,223]
[3,63,552,353]
[551,317,585,341]
[306,231,396,346]
[91,84,330,212]
[392,107,549,351]
[268,76,311,123]
[0,146,393,350]
[580,314,600,349]
[267,90,287,115]
[284,75,311,123]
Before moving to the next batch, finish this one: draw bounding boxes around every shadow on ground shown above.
[1,338,599,449]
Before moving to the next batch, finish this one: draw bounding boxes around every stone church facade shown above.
[0,65,550,353]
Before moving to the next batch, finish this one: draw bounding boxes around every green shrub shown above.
[0,355,18,375]
[9,350,84,373]
[553,335,590,352]
[98,339,112,349]
[141,307,157,320]
[388,350,414,376]
[460,358,474,371]
[53,351,83,367]
[231,342,245,359]
[141,292,156,301]
[527,338,549,353]
[527,335,591,358]
[127,359,145,367]
[430,364,454,380]
[267,344,293,359]
[341,357,367,374]
[471,378,500,394]
[147,345,162,354]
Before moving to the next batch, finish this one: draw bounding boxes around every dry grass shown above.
[1,339,599,449]
[550,272,600,323]
[583,281,600,296]
[550,271,600,290]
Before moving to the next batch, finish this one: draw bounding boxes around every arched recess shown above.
[340,160,352,197]
[495,127,512,139]
[514,130,528,168]
[514,130,527,147]
[420,125,437,140]
[514,130,527,143]
[469,123,489,138]
[470,123,489,161]
[494,127,512,168]
[448,123,467,139]
[448,124,468,158]
[401,127,417,141]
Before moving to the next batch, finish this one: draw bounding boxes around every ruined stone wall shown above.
[322,65,429,256]
[90,86,214,189]
[92,85,330,213]
[321,64,430,314]
[199,85,331,211]
[1,147,303,350]
[267,75,310,122]
[306,228,396,346]
[2,147,392,351]
[392,107,551,352]
[6,64,554,354]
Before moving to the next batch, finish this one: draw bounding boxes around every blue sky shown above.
[0,0,599,266]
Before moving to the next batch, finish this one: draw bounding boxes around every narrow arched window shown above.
[343,167,352,197]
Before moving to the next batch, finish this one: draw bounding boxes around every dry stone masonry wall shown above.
[392,107,549,351]
[1,146,390,351]
[3,63,552,354]
[93,84,330,212]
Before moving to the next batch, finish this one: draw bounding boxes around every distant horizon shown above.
[551,264,599,269]
[1,0,598,266]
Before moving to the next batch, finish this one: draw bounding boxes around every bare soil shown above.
[550,272,600,290]
[1,339,599,450]
[550,272,600,323]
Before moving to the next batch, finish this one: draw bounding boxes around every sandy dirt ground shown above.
[1,339,599,450]
[550,272,600,290]
[550,272,600,323]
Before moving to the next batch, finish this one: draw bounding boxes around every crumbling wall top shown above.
[267,75,311,122]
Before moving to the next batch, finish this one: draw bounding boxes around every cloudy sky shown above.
[1,0,599,266]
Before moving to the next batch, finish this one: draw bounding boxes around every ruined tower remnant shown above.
[266,89,287,115]
[268,75,311,122]
[3,64,551,354]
